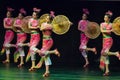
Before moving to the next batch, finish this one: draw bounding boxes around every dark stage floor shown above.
[0,63,120,80]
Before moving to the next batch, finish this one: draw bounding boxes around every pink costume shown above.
[14,18,27,57]
[38,22,53,65]
[78,20,89,58]
[29,18,40,60]
[100,22,113,70]
[3,18,14,54]
[15,19,27,44]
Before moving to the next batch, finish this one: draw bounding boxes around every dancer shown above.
[34,11,60,77]
[13,8,28,67]
[1,7,15,63]
[27,7,41,71]
[100,10,120,76]
[78,8,97,68]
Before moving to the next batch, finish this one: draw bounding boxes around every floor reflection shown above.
[0,63,120,80]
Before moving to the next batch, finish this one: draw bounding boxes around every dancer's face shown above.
[104,15,110,22]
[6,11,11,18]
[18,13,23,19]
[32,12,37,19]
[82,14,87,20]
[45,16,50,22]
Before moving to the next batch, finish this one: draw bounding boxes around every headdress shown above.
[20,8,26,15]
[83,8,89,15]
[7,7,14,12]
[105,10,113,16]
[33,7,41,13]
[50,11,55,18]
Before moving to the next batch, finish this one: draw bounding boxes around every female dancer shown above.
[2,7,15,63]
[13,8,28,67]
[28,7,41,71]
[100,10,120,76]
[78,8,97,68]
[34,11,60,77]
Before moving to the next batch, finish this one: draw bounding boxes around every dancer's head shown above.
[6,7,14,18]
[18,8,26,19]
[82,8,89,20]
[104,10,113,22]
[45,11,55,23]
[32,7,41,19]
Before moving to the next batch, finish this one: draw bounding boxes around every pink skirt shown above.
[79,33,89,51]
[30,33,40,47]
[4,30,14,45]
[17,33,27,44]
[101,38,113,55]
[40,38,53,53]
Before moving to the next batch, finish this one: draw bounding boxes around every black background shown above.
[0,0,120,67]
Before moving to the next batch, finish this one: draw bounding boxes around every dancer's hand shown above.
[36,50,45,56]
[27,43,30,46]
[4,44,11,48]
[17,43,23,47]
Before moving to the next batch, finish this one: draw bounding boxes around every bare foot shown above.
[93,48,97,55]
[55,49,60,57]
[43,72,50,77]
[83,62,89,68]
[116,52,120,60]
[103,72,110,76]
[29,67,36,71]
[18,63,24,68]
[2,60,9,64]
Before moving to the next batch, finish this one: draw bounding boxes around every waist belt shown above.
[31,31,39,34]
[43,35,51,39]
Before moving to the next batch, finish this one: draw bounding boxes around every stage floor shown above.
[0,63,120,80]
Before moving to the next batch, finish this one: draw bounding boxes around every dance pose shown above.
[37,11,60,77]
[1,7,15,63]
[27,7,42,71]
[28,9,60,72]
[100,10,120,76]
[13,8,28,67]
[34,11,60,77]
[78,8,97,68]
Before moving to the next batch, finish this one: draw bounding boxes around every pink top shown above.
[4,18,14,28]
[41,22,52,36]
[14,19,23,28]
[29,18,39,28]
[78,20,88,32]
[41,22,52,30]
[100,22,112,38]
